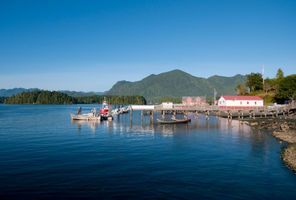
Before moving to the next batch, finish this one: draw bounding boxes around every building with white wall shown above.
[182,96,207,105]
[218,96,263,109]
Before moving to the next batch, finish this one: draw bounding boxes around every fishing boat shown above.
[157,118,191,124]
[100,99,109,116]
[100,98,113,120]
[71,108,101,121]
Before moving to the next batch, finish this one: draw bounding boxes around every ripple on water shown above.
[0,104,296,199]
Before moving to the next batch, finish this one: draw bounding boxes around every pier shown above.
[129,103,296,123]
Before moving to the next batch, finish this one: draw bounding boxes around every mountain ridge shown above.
[1,70,247,102]
[107,70,247,101]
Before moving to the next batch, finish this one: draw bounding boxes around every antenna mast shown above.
[262,64,265,91]
[214,88,217,105]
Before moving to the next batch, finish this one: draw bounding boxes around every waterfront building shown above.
[218,96,263,109]
[182,96,207,105]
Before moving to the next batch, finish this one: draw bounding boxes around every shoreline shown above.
[243,116,296,172]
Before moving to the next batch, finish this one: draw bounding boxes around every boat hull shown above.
[71,114,101,121]
[157,118,191,124]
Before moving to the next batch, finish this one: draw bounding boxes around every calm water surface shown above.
[0,104,296,199]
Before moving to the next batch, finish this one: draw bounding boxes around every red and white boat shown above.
[99,98,113,120]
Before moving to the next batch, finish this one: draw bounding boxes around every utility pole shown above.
[262,64,266,105]
[214,88,217,105]
[262,64,265,92]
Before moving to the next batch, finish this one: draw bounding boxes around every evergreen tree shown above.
[276,75,296,102]
[276,68,284,80]
[246,73,263,92]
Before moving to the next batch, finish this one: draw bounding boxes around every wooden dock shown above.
[129,103,296,123]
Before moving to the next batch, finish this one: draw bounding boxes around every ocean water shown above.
[0,104,296,199]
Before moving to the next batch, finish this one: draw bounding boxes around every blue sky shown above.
[0,0,295,91]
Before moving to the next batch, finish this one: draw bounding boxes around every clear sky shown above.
[0,0,295,91]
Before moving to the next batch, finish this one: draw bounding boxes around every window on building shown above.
[255,102,257,105]
[240,101,242,105]
[247,101,249,104]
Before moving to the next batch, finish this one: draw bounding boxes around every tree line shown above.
[0,97,8,103]
[76,95,146,105]
[4,90,146,105]
[236,69,296,104]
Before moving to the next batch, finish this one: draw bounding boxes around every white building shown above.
[162,102,173,109]
[218,96,263,109]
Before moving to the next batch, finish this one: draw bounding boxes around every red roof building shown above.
[218,96,263,109]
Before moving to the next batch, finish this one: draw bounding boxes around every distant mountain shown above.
[1,70,246,102]
[0,88,104,97]
[58,90,105,97]
[0,88,40,97]
[207,74,247,96]
[107,70,247,101]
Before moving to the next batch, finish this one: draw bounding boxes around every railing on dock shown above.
[129,102,296,122]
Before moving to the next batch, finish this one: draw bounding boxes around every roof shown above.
[221,96,263,101]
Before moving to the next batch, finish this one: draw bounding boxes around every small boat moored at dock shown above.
[71,108,101,121]
[157,118,191,124]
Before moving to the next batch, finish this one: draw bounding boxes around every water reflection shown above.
[71,114,252,137]
[71,120,101,132]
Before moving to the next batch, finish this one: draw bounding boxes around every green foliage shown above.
[276,75,296,101]
[76,95,146,105]
[0,88,104,98]
[235,68,295,104]
[235,84,247,95]
[0,88,40,97]
[107,70,247,102]
[5,91,146,105]
[248,90,264,96]
[206,97,214,105]
[158,97,182,104]
[276,68,284,80]
[207,74,247,96]
[0,96,8,103]
[264,78,278,93]
[264,95,274,105]
[246,73,263,92]
[60,91,104,97]
[5,91,76,104]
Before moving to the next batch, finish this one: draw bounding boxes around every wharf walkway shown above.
[130,103,296,122]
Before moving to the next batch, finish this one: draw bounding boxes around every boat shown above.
[111,106,129,116]
[100,98,113,120]
[100,98,109,116]
[120,106,129,114]
[71,113,101,121]
[111,109,118,115]
[157,118,191,124]
[71,108,101,121]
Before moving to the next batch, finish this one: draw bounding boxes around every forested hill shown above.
[107,70,246,101]
[0,97,7,104]
[4,91,146,105]
[0,88,104,97]
[0,88,40,97]
[5,91,76,104]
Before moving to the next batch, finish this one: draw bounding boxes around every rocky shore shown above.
[245,116,296,172]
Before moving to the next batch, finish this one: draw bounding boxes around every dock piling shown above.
[162,111,165,120]
[150,111,154,124]
[130,109,133,124]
